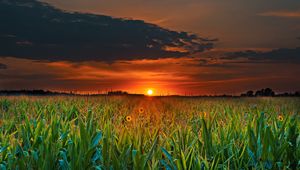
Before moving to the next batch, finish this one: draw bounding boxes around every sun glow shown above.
[147,89,153,96]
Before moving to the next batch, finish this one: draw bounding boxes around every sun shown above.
[147,89,153,96]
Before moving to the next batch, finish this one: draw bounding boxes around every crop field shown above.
[0,96,299,169]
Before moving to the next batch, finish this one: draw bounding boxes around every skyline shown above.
[0,0,299,95]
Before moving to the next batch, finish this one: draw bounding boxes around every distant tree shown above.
[107,91,128,95]
[246,90,254,97]
[255,89,263,96]
[0,90,72,96]
[254,88,274,97]
[263,88,275,96]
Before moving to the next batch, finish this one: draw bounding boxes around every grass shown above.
[0,96,299,169]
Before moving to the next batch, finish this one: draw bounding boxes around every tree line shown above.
[0,88,299,97]
[240,88,300,97]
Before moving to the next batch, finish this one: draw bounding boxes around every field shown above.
[0,96,299,169]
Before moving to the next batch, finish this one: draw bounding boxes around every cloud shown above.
[258,10,300,18]
[1,56,300,94]
[224,47,300,63]
[0,63,7,69]
[0,0,215,62]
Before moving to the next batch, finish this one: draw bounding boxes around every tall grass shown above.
[0,96,299,169]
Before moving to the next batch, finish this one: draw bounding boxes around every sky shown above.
[0,0,300,95]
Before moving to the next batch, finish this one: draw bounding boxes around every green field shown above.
[0,96,299,169]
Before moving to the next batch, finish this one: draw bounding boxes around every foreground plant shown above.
[0,96,299,169]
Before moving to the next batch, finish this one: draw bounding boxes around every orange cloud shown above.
[1,52,300,95]
[258,10,300,18]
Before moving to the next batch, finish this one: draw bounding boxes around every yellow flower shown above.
[278,114,284,121]
[219,120,225,127]
[138,107,144,114]
[126,116,132,122]
[200,112,207,118]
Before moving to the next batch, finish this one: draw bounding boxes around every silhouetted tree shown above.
[0,90,72,96]
[254,88,275,97]
[255,90,263,96]
[246,90,254,97]
[107,91,128,95]
[264,88,275,96]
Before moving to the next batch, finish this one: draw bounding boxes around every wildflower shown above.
[138,107,144,114]
[200,112,207,118]
[278,114,284,121]
[219,120,225,127]
[126,115,132,122]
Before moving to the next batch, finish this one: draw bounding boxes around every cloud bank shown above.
[0,0,215,62]
[258,10,300,18]
[224,47,300,63]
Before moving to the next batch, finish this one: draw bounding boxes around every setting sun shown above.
[147,89,153,96]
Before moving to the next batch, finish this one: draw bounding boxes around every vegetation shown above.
[1,88,300,97]
[0,96,299,169]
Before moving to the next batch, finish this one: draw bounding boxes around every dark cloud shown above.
[224,47,300,63]
[0,73,58,80]
[196,58,239,68]
[0,0,215,62]
[0,63,7,69]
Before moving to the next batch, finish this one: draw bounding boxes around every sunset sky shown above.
[0,0,300,95]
